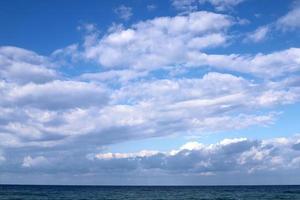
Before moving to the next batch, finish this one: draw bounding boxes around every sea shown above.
[0,185,300,200]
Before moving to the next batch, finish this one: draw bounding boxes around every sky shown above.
[0,0,300,185]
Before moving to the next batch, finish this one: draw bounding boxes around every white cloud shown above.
[0,3,299,183]
[0,67,298,149]
[147,4,157,11]
[90,135,300,174]
[81,12,300,78]
[114,5,133,21]
[199,0,245,11]
[83,11,232,69]
[4,80,108,110]
[242,3,300,46]
[172,0,198,12]
[0,46,57,84]
[0,5,299,180]
[187,48,300,77]
[180,141,204,151]
[172,0,245,12]
[92,150,159,160]
[187,33,227,49]
[51,44,81,64]
[245,26,270,43]
[0,152,5,164]
[22,156,49,168]
[79,69,148,83]
[277,3,300,30]
[0,14,300,150]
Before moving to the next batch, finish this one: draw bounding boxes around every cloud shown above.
[245,26,270,43]
[22,156,49,168]
[0,64,299,150]
[88,135,300,175]
[0,46,57,84]
[78,69,148,83]
[171,0,245,12]
[187,33,227,49]
[80,11,300,78]
[187,48,300,77]
[90,150,159,160]
[172,0,199,13]
[0,4,300,185]
[277,2,300,30]
[3,80,108,110]
[252,1,300,36]
[83,11,232,69]
[0,10,300,153]
[114,5,133,21]
[147,4,157,11]
[1,135,300,185]
[200,0,245,11]
[0,152,5,164]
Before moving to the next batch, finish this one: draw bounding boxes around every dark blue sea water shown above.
[0,185,300,200]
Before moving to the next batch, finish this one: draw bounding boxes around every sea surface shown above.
[0,185,300,200]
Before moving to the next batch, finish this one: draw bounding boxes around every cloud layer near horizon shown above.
[90,135,300,175]
[1,135,300,185]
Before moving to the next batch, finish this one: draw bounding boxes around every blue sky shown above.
[0,0,300,185]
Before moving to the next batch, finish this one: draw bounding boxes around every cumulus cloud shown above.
[1,135,300,185]
[0,10,300,152]
[3,80,108,110]
[89,135,300,175]
[81,11,300,78]
[0,46,57,84]
[0,66,299,150]
[0,3,300,184]
[83,11,232,69]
